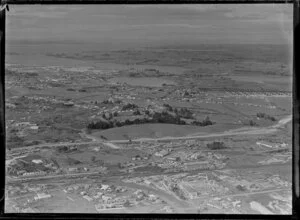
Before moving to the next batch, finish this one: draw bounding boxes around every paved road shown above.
[103,142,120,149]
[192,187,289,202]
[7,161,290,184]
[221,187,289,199]
[6,171,101,183]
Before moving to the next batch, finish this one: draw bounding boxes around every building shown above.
[184,161,210,170]
[101,184,110,191]
[155,149,169,157]
[80,191,87,196]
[23,171,46,176]
[17,170,26,175]
[30,125,39,130]
[144,179,151,185]
[148,194,158,201]
[134,189,143,195]
[34,193,51,200]
[250,201,274,214]
[256,142,273,148]
[63,101,74,106]
[178,182,198,199]
[93,147,100,152]
[102,195,113,202]
[166,157,177,161]
[83,195,93,202]
[68,167,78,172]
[32,159,43,164]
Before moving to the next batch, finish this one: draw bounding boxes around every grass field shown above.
[91,123,243,140]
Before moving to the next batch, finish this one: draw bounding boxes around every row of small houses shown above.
[16,167,59,176]
[18,170,46,176]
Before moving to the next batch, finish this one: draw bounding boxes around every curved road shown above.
[9,115,292,152]
[109,115,292,144]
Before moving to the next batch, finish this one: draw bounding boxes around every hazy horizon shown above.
[6,4,293,47]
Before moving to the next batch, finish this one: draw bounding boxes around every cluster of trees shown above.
[124,111,186,125]
[128,68,167,78]
[102,99,122,105]
[236,185,247,191]
[92,112,118,122]
[87,119,114,130]
[206,141,226,150]
[102,99,114,104]
[67,157,81,165]
[123,118,152,125]
[102,112,113,120]
[122,103,139,111]
[163,104,194,119]
[57,145,77,153]
[91,156,104,165]
[133,109,141,115]
[123,200,131,207]
[87,111,186,130]
[170,184,187,200]
[175,108,194,119]
[6,128,24,149]
[163,104,173,111]
[256,112,276,121]
[87,111,216,130]
[151,111,186,124]
[249,120,257,126]
[191,116,215,126]
[100,135,107,140]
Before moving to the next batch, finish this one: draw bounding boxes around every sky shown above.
[6,4,293,46]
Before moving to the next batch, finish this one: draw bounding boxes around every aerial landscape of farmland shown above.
[4,4,293,214]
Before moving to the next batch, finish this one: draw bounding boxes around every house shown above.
[155,149,169,157]
[63,101,74,106]
[166,157,177,161]
[144,179,151,185]
[148,194,157,201]
[102,195,112,202]
[250,201,274,214]
[80,191,87,196]
[32,159,43,164]
[23,171,46,176]
[17,170,26,175]
[93,147,100,152]
[83,195,93,202]
[30,125,39,130]
[101,184,110,191]
[34,193,51,200]
[134,189,143,194]
[256,142,273,148]
[178,182,198,199]
[68,167,78,172]
[184,161,210,170]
